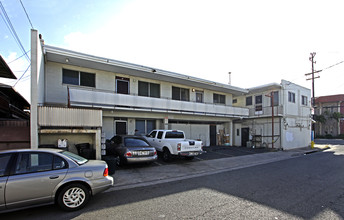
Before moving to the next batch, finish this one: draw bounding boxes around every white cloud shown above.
[59,0,344,96]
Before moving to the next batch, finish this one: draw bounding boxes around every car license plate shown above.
[190,152,198,156]
[138,151,149,156]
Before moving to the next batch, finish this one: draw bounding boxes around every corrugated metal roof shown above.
[0,55,16,79]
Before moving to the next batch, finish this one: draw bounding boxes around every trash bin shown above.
[75,143,95,159]
[102,156,117,175]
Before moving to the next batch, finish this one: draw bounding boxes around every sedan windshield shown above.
[124,138,150,147]
[60,151,88,165]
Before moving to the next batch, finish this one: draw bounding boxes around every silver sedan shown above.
[0,148,114,213]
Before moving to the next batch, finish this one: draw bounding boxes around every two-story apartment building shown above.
[232,80,312,149]
[30,30,311,159]
[30,30,250,159]
[314,94,344,137]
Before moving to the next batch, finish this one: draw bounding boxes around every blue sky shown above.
[1,0,344,102]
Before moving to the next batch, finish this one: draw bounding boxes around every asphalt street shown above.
[2,144,344,219]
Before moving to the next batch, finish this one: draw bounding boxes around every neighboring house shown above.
[232,81,312,149]
[0,55,30,150]
[314,94,344,137]
[30,30,311,158]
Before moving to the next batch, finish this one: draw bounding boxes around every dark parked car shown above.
[106,135,157,165]
[0,148,114,213]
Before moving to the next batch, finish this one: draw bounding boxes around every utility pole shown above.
[305,52,321,107]
[305,52,321,148]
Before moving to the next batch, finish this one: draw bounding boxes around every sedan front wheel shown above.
[57,183,90,211]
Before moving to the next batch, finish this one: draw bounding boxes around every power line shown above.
[322,60,344,71]
[0,1,30,62]
[7,50,30,64]
[19,0,33,29]
[13,64,30,87]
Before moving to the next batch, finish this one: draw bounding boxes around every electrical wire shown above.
[13,64,30,87]
[322,60,344,71]
[7,50,30,64]
[19,0,33,29]
[0,1,30,62]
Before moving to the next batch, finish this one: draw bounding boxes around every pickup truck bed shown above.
[145,130,203,161]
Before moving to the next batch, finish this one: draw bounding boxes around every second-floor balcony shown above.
[68,87,249,118]
[248,105,284,117]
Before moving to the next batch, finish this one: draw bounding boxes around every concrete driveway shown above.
[109,145,331,192]
[109,145,323,191]
[116,145,274,169]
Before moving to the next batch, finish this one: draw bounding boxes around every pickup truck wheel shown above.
[185,156,194,160]
[162,148,171,162]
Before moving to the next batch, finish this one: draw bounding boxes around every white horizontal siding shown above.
[38,106,102,127]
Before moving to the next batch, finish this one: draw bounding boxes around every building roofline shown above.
[43,44,249,95]
[315,94,344,103]
[247,82,281,94]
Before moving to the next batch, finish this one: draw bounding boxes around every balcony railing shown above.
[248,105,284,117]
[68,87,249,118]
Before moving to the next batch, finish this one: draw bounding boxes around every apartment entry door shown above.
[210,125,217,146]
[241,128,249,147]
[115,120,127,135]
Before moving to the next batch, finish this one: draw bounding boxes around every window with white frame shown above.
[213,93,225,104]
[271,91,279,106]
[301,95,308,105]
[246,96,252,106]
[288,92,296,103]
[196,90,204,103]
[116,76,130,94]
[138,81,160,98]
[135,119,156,135]
[62,69,95,87]
[172,86,189,101]
[255,95,263,113]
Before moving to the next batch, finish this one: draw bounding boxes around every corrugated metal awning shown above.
[0,55,16,79]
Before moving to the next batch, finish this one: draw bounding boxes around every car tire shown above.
[185,156,194,160]
[57,183,90,211]
[162,148,171,162]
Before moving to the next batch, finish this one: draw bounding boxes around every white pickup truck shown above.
[145,130,203,162]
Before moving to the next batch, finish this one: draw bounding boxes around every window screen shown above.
[214,93,225,104]
[80,72,95,87]
[62,69,79,85]
[138,81,149,96]
[150,83,160,98]
[62,69,95,88]
[246,96,252,106]
[255,95,262,104]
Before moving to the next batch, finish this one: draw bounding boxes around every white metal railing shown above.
[68,87,249,117]
[248,105,284,117]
